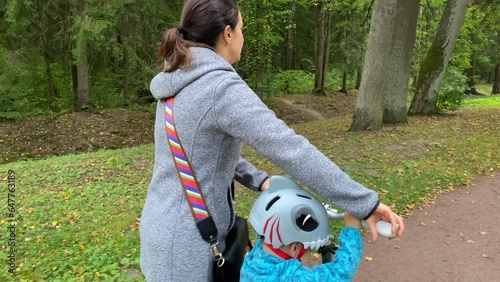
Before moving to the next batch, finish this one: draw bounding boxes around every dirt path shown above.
[278,98,325,120]
[354,173,500,282]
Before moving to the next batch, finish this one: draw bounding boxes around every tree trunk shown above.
[355,68,362,90]
[314,0,331,95]
[340,71,348,94]
[339,12,349,95]
[72,3,94,112]
[350,0,398,131]
[35,0,59,113]
[409,0,470,115]
[76,54,93,111]
[122,38,131,106]
[255,0,264,99]
[43,51,60,113]
[465,52,478,95]
[72,64,78,103]
[323,7,332,91]
[493,63,500,94]
[382,0,420,124]
[285,0,297,70]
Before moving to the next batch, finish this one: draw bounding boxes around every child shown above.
[241,176,363,282]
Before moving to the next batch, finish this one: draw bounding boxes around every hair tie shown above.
[177,25,184,34]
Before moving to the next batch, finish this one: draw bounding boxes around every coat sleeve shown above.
[213,73,379,219]
[234,156,269,191]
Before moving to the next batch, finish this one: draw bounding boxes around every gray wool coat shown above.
[140,47,379,282]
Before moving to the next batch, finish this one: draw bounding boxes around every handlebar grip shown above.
[324,203,397,238]
[361,220,397,238]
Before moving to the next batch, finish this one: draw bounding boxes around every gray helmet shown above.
[249,175,330,250]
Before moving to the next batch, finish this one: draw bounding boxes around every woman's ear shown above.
[222,25,232,44]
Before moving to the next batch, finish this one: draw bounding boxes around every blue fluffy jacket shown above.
[241,227,363,282]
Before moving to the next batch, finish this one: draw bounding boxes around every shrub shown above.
[437,67,467,111]
[269,70,314,95]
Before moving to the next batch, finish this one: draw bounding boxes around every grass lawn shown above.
[2,98,500,281]
[475,83,494,95]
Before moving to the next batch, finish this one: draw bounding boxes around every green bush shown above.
[269,70,314,95]
[437,67,467,111]
[90,72,124,110]
[267,68,354,96]
[325,68,344,91]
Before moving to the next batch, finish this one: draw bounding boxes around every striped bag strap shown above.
[164,97,210,222]
[164,97,225,265]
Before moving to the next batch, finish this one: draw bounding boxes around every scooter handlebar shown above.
[323,203,397,238]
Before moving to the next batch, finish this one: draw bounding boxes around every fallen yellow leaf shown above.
[52,221,58,227]
[76,265,85,274]
[365,256,373,261]
[61,191,69,199]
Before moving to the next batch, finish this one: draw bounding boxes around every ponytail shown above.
[156,27,193,73]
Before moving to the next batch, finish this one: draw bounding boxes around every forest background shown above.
[0,0,499,123]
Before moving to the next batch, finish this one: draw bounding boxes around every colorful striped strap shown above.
[164,97,227,265]
[164,97,210,223]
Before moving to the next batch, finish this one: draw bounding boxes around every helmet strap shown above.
[264,242,307,261]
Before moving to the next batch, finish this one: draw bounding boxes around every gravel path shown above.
[354,173,500,282]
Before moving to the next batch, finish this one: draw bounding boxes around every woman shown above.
[140,0,404,281]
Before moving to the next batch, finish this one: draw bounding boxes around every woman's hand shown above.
[365,202,404,241]
[260,178,270,192]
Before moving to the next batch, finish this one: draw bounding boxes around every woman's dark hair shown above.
[157,0,240,72]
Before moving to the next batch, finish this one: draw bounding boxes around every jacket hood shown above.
[150,47,235,99]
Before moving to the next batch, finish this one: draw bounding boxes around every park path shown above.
[279,98,325,120]
[354,173,500,282]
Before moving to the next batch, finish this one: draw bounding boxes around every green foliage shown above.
[437,67,467,111]
[269,70,315,95]
[412,0,445,82]
[329,0,369,79]
[0,0,499,117]
[0,46,75,118]
[0,46,18,118]
[4,0,34,32]
[90,74,123,110]
[325,68,346,91]
[266,68,350,96]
